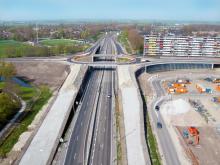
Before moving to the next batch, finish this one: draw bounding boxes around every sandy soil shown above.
[177,126,220,165]
[13,61,69,91]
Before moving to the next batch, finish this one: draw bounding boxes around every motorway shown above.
[14,32,220,165]
[64,70,103,165]
[64,34,118,165]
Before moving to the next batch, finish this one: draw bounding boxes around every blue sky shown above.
[0,0,220,21]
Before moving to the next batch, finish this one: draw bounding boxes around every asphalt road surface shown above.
[151,77,181,165]
[64,70,103,165]
[64,34,118,165]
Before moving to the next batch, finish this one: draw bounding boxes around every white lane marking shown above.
[100,144,104,149]
[76,136,78,141]
[74,153,76,160]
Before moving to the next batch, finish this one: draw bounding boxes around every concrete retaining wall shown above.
[117,65,151,165]
[19,64,88,165]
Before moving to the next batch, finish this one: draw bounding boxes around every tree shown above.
[0,62,16,81]
[0,62,20,96]
[0,92,20,128]
[125,29,144,54]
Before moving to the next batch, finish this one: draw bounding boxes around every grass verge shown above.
[117,57,131,63]
[0,86,52,157]
[115,96,122,164]
[136,75,161,165]
[146,111,161,165]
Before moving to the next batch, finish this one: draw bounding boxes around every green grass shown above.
[0,82,4,89]
[115,96,122,164]
[0,39,89,57]
[0,40,32,58]
[19,86,37,101]
[40,39,80,46]
[117,57,131,63]
[118,31,133,54]
[0,86,51,157]
[146,112,161,165]
[0,82,37,101]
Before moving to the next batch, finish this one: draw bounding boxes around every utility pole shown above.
[35,23,39,44]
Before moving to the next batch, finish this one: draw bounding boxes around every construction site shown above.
[138,68,220,165]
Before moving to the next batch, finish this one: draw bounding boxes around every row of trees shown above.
[122,26,144,54]
[127,29,143,54]
[0,24,106,42]
[2,44,87,58]
[0,62,20,129]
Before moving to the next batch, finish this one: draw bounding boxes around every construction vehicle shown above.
[167,87,175,93]
[167,86,188,94]
[196,84,206,93]
[175,87,188,93]
[216,85,220,92]
[183,127,200,145]
[172,83,185,88]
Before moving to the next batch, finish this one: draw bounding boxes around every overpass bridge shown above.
[71,57,220,69]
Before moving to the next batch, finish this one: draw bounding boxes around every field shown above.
[40,39,82,46]
[0,39,90,58]
[0,40,32,57]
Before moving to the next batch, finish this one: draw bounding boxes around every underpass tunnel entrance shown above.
[95,46,101,54]
[93,56,116,62]
[213,64,220,69]
[145,63,213,74]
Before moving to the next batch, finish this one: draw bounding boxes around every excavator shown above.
[183,127,199,145]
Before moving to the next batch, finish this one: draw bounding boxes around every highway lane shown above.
[150,77,181,165]
[115,42,125,55]
[64,70,103,165]
[89,70,113,165]
[64,35,116,165]
[88,36,115,165]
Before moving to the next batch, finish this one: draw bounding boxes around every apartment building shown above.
[144,35,220,57]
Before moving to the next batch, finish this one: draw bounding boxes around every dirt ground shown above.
[139,69,220,165]
[177,126,220,165]
[13,61,69,91]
